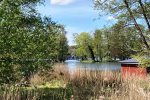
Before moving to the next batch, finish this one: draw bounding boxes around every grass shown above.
[1,64,150,100]
[80,60,94,63]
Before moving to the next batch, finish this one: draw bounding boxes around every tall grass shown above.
[69,69,150,100]
[1,64,150,100]
[69,69,121,100]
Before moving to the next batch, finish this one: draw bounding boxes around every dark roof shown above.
[119,58,139,64]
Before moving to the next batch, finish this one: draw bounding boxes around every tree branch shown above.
[123,0,150,50]
[138,0,150,31]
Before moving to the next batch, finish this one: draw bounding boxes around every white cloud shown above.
[106,16,115,21]
[50,0,75,5]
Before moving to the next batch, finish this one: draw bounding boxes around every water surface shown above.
[64,60,121,72]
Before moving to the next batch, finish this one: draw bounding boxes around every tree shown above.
[108,21,142,60]
[95,22,143,61]
[74,32,95,62]
[0,0,68,84]
[93,29,104,61]
[94,0,150,50]
[0,0,45,83]
[56,25,69,62]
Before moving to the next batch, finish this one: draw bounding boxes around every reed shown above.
[1,64,150,100]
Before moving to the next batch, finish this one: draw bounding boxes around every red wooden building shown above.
[120,59,149,78]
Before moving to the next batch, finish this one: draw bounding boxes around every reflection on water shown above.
[64,60,121,72]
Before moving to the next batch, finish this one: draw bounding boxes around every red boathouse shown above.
[120,59,149,78]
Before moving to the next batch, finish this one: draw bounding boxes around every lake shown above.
[64,60,121,72]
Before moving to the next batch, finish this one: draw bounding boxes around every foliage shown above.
[74,23,143,61]
[74,32,94,61]
[56,26,69,62]
[133,53,150,68]
[107,21,143,60]
[94,0,150,50]
[0,0,68,84]
[93,29,104,61]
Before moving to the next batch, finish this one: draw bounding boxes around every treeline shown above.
[0,0,68,84]
[74,0,150,62]
[74,21,147,62]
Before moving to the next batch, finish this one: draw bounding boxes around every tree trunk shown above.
[138,0,150,31]
[88,45,95,62]
[124,0,150,50]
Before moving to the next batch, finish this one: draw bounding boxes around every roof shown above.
[119,58,139,64]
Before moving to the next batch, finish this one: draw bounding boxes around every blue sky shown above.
[37,0,116,45]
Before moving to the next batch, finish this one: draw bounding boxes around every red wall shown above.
[121,64,147,78]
